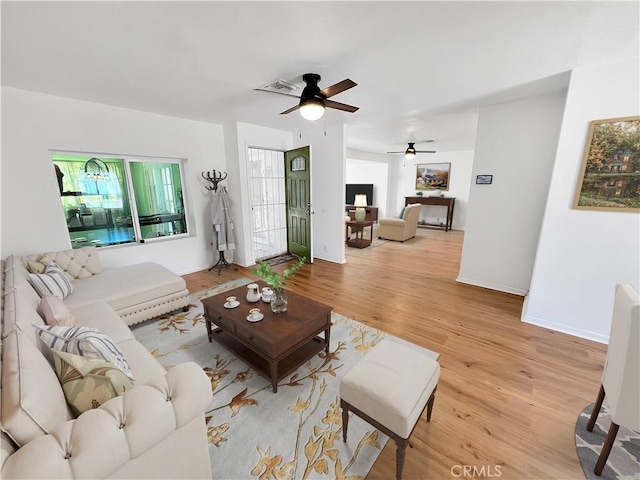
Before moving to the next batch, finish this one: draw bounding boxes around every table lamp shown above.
[354,194,367,222]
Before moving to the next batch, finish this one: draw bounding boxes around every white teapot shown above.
[246,283,261,303]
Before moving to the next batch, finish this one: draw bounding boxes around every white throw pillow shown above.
[28,264,74,300]
[34,325,134,380]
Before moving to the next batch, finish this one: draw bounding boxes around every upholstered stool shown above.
[340,339,440,480]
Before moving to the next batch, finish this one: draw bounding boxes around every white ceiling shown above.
[2,1,638,155]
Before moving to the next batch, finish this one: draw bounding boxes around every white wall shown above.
[457,92,567,295]
[1,87,225,275]
[233,122,293,267]
[394,151,474,229]
[346,160,388,218]
[523,59,640,343]
[347,148,398,218]
[294,124,346,264]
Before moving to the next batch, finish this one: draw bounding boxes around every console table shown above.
[405,196,456,232]
[345,205,378,223]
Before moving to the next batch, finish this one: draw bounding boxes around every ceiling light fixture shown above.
[299,97,326,121]
[298,73,326,121]
[404,143,417,160]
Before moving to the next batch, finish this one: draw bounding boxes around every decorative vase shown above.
[270,288,288,313]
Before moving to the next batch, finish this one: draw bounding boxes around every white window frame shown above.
[125,157,190,244]
[52,150,191,248]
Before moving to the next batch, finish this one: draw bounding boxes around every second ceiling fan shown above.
[387,142,436,159]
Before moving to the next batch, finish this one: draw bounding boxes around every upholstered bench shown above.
[340,339,440,480]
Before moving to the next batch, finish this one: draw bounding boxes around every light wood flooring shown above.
[184,228,606,480]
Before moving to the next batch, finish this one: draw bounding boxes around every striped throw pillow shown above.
[34,325,134,380]
[28,264,74,299]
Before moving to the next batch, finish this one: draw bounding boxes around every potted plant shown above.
[252,256,306,313]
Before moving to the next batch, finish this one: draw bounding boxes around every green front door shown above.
[285,146,312,262]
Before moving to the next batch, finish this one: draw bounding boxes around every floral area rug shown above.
[131,278,439,480]
[575,402,640,480]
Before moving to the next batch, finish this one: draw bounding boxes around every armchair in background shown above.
[376,203,422,242]
[587,283,639,476]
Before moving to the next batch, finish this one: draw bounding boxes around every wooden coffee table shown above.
[202,281,332,393]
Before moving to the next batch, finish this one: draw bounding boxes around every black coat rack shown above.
[202,170,236,274]
[201,170,228,192]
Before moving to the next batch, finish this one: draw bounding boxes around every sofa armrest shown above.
[2,362,212,479]
[378,218,406,227]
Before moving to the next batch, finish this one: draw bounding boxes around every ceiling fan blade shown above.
[325,99,359,113]
[280,104,301,115]
[386,151,406,154]
[320,79,357,98]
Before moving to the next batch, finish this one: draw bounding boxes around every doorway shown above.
[248,148,288,260]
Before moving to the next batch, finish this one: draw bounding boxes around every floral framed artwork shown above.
[574,116,640,211]
[416,163,450,191]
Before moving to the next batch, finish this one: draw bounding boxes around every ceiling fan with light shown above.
[254,73,359,121]
[387,141,436,159]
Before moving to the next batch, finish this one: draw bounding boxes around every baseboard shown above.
[178,263,228,276]
[313,252,345,264]
[521,314,609,344]
[456,276,528,296]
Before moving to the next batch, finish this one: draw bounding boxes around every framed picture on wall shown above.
[573,115,640,212]
[416,163,451,191]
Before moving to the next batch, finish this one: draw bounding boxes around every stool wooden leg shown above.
[594,422,619,476]
[426,386,437,422]
[587,385,605,432]
[396,437,407,480]
[341,399,349,442]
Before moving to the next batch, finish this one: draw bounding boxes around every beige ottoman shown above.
[340,339,440,480]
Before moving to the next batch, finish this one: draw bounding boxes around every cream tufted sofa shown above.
[20,247,190,326]
[1,248,213,479]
